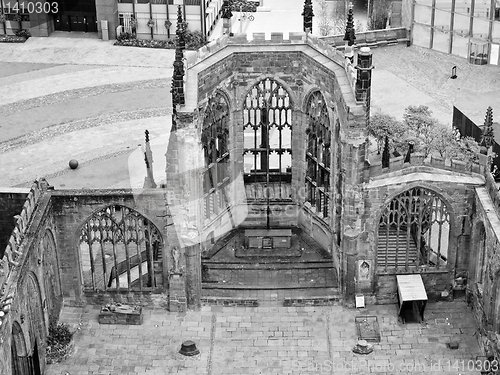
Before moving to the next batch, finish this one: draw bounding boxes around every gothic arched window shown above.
[202,91,230,219]
[377,187,450,271]
[305,91,331,218]
[79,205,163,291]
[243,78,292,190]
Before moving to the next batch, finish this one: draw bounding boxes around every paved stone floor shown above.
[47,301,483,375]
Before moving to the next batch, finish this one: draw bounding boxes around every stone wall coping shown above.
[0,187,31,194]
[368,153,486,179]
[475,186,500,245]
[365,171,485,189]
[318,27,410,49]
[49,188,166,197]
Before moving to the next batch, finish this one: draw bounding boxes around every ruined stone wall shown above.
[50,189,180,309]
[0,189,28,258]
[469,185,500,359]
[356,167,482,304]
[192,47,365,253]
[0,182,62,375]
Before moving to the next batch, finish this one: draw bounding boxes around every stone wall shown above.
[355,166,483,304]
[469,184,500,359]
[0,181,62,375]
[0,189,28,258]
[50,189,180,309]
[319,27,410,49]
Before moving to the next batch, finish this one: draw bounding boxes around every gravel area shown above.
[0,79,170,117]
[0,107,171,153]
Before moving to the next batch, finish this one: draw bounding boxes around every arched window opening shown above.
[377,187,450,271]
[79,205,163,292]
[202,91,230,220]
[40,230,61,322]
[11,322,30,375]
[305,91,331,218]
[243,78,292,200]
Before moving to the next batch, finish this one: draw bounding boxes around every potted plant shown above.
[164,20,172,29]
[147,19,156,28]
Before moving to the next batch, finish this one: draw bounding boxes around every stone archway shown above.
[78,205,164,292]
[377,187,451,271]
[11,322,30,375]
[243,77,293,190]
[40,229,62,323]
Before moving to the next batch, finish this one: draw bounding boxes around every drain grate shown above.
[355,316,381,342]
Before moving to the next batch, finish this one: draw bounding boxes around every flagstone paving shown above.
[46,301,483,375]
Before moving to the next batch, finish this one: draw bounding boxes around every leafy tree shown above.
[331,0,364,35]
[367,0,390,30]
[317,0,333,36]
[367,113,407,154]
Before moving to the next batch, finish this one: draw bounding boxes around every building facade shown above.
[0,0,222,40]
[402,0,500,65]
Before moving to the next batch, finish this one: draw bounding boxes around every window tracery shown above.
[305,91,331,217]
[79,205,162,291]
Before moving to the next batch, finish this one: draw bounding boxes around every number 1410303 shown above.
[6,2,59,14]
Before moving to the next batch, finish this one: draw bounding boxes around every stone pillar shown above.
[342,230,359,305]
[96,0,118,40]
[355,47,374,116]
[169,273,187,312]
[185,244,202,310]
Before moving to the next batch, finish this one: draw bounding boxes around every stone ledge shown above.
[283,296,341,307]
[201,297,259,307]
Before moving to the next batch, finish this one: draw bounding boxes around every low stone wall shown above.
[368,153,486,179]
[319,27,410,50]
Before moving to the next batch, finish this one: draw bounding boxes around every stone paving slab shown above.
[47,301,483,375]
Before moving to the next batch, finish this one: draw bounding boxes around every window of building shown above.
[377,187,450,271]
[79,205,163,292]
[243,78,292,189]
[202,91,230,220]
[305,91,331,218]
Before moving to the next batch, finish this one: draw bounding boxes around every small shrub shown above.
[46,320,74,364]
[47,321,73,348]
[14,29,30,39]
[0,35,27,43]
[183,30,206,49]
[116,31,136,42]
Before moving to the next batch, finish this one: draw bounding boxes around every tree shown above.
[367,113,407,154]
[367,0,390,30]
[317,0,332,36]
[331,0,364,35]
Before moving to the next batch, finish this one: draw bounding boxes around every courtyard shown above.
[1,7,500,375]
[47,302,483,375]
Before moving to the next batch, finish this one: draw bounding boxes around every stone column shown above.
[185,244,202,310]
[355,47,374,119]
